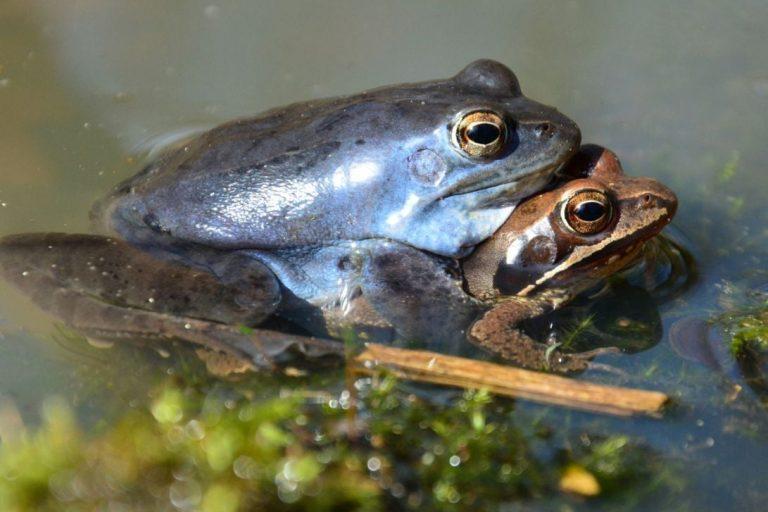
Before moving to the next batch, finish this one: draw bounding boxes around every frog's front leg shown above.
[469,291,616,372]
[0,233,343,370]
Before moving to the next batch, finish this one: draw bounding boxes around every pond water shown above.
[1,1,767,510]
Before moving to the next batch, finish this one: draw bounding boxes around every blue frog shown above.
[2,61,649,374]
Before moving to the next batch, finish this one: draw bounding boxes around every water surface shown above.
[1,1,767,509]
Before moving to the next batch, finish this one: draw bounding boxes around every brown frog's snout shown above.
[645,179,677,222]
[621,176,678,227]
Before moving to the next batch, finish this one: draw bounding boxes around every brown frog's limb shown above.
[468,291,615,372]
[0,233,343,370]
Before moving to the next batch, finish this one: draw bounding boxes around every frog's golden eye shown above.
[453,111,506,158]
[563,190,612,235]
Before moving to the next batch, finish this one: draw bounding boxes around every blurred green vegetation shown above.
[709,281,768,358]
[0,368,687,512]
[728,311,768,357]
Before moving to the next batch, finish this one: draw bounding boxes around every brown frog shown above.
[463,144,677,370]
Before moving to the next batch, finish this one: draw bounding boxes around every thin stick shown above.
[351,344,668,417]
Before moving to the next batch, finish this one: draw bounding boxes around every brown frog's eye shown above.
[453,111,506,158]
[562,190,612,235]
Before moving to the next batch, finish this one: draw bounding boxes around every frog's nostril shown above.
[534,122,553,138]
[640,194,659,210]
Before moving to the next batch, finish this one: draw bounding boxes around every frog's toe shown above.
[545,352,592,373]
[577,346,622,358]
[585,361,630,378]
[548,346,620,373]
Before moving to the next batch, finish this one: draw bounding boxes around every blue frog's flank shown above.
[99,59,580,258]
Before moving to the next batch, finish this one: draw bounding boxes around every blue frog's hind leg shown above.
[0,233,343,372]
[358,241,485,354]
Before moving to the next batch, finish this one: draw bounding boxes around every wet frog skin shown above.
[0,146,676,373]
[83,59,583,306]
[463,145,677,370]
[98,59,580,262]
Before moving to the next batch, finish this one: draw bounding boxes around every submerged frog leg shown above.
[359,241,484,352]
[0,233,343,370]
[468,295,615,373]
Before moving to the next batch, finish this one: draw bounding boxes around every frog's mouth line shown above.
[442,162,561,206]
[518,207,673,296]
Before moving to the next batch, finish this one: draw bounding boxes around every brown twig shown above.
[351,344,668,417]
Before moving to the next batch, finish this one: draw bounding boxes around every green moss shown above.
[727,312,768,356]
[0,371,683,511]
[713,283,768,357]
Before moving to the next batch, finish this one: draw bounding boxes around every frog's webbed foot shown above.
[468,299,614,373]
[195,348,255,377]
[193,328,344,376]
[584,359,629,378]
[8,274,343,373]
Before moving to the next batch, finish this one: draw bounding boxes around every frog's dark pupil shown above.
[467,123,501,144]
[574,201,606,222]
